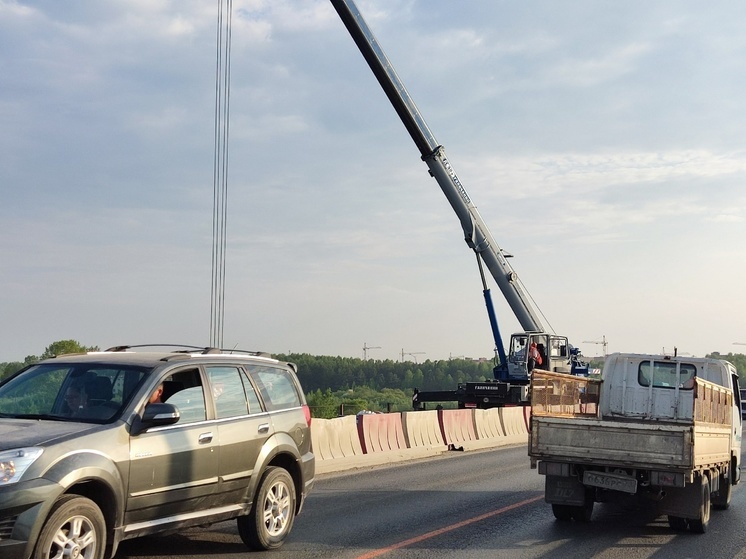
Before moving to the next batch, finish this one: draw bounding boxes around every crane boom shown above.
[329,0,544,334]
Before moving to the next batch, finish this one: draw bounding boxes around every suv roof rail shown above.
[105,344,216,353]
[218,348,273,358]
[103,344,272,358]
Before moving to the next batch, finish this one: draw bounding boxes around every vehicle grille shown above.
[0,515,17,540]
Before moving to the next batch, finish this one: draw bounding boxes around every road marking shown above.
[353,494,544,559]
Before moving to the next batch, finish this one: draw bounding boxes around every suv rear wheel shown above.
[33,495,106,559]
[238,466,296,550]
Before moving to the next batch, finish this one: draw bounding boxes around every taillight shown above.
[302,404,312,427]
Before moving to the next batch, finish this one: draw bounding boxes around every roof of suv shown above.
[44,345,289,369]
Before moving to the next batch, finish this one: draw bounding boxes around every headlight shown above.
[0,448,43,485]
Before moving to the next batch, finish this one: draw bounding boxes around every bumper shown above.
[0,541,27,559]
[0,478,64,559]
[298,451,315,514]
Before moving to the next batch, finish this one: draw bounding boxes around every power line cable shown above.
[210,0,232,348]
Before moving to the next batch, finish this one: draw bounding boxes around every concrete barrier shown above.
[312,408,528,474]
[500,406,526,437]
[310,415,363,461]
[474,408,504,439]
[310,418,334,461]
[401,410,445,449]
[438,409,477,449]
[357,413,407,454]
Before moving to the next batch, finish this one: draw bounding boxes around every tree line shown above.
[0,340,99,380]
[3,341,743,419]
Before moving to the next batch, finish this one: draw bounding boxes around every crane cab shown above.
[505,332,582,378]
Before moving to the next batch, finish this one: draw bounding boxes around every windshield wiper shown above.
[11,413,69,421]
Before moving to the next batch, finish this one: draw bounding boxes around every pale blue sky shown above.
[2,0,745,363]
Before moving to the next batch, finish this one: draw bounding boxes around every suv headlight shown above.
[0,448,43,486]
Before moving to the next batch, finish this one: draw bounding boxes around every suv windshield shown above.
[0,363,148,422]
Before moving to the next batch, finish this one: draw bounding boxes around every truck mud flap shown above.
[656,479,704,519]
[545,475,586,506]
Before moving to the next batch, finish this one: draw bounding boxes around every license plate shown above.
[583,471,637,494]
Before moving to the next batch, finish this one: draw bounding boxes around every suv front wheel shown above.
[238,466,296,550]
[33,495,106,559]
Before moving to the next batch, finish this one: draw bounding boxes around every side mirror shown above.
[131,403,180,436]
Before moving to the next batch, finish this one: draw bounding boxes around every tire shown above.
[667,515,687,531]
[238,466,296,550]
[689,475,711,534]
[552,504,574,521]
[33,495,106,559]
[571,499,594,522]
[711,471,732,510]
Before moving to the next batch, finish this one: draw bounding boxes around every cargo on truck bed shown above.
[528,353,742,533]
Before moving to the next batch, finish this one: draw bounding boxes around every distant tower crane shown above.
[401,349,425,364]
[583,335,608,357]
[362,342,381,361]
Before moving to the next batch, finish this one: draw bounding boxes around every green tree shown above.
[306,388,340,419]
[40,340,99,359]
[1,355,40,380]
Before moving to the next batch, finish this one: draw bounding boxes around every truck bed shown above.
[529,370,733,472]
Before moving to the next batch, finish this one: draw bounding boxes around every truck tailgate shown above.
[530,416,694,469]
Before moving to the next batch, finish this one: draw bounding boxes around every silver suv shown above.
[0,346,315,559]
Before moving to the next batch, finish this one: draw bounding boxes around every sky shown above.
[2,0,746,364]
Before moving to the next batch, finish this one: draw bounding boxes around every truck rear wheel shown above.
[688,475,711,534]
[711,471,732,510]
[551,504,574,521]
[667,515,687,531]
[570,499,593,522]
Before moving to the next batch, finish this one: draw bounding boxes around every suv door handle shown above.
[198,432,214,444]
[258,423,270,434]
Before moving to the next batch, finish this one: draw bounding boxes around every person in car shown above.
[149,383,164,404]
[64,385,87,415]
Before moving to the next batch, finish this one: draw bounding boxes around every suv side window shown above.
[248,365,301,411]
[240,369,263,414]
[162,368,207,423]
[206,366,249,419]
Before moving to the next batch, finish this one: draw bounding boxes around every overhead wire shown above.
[210,0,233,349]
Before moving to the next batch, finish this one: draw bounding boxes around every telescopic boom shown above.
[329,0,545,335]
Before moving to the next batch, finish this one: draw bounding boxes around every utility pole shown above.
[362,342,381,361]
[582,335,608,357]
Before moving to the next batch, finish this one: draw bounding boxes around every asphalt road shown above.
[115,445,746,559]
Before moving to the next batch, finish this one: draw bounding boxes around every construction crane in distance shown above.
[401,349,425,364]
[362,342,381,360]
[583,335,608,357]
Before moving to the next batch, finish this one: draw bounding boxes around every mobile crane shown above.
[330,0,587,409]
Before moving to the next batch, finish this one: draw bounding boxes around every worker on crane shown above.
[528,342,542,372]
